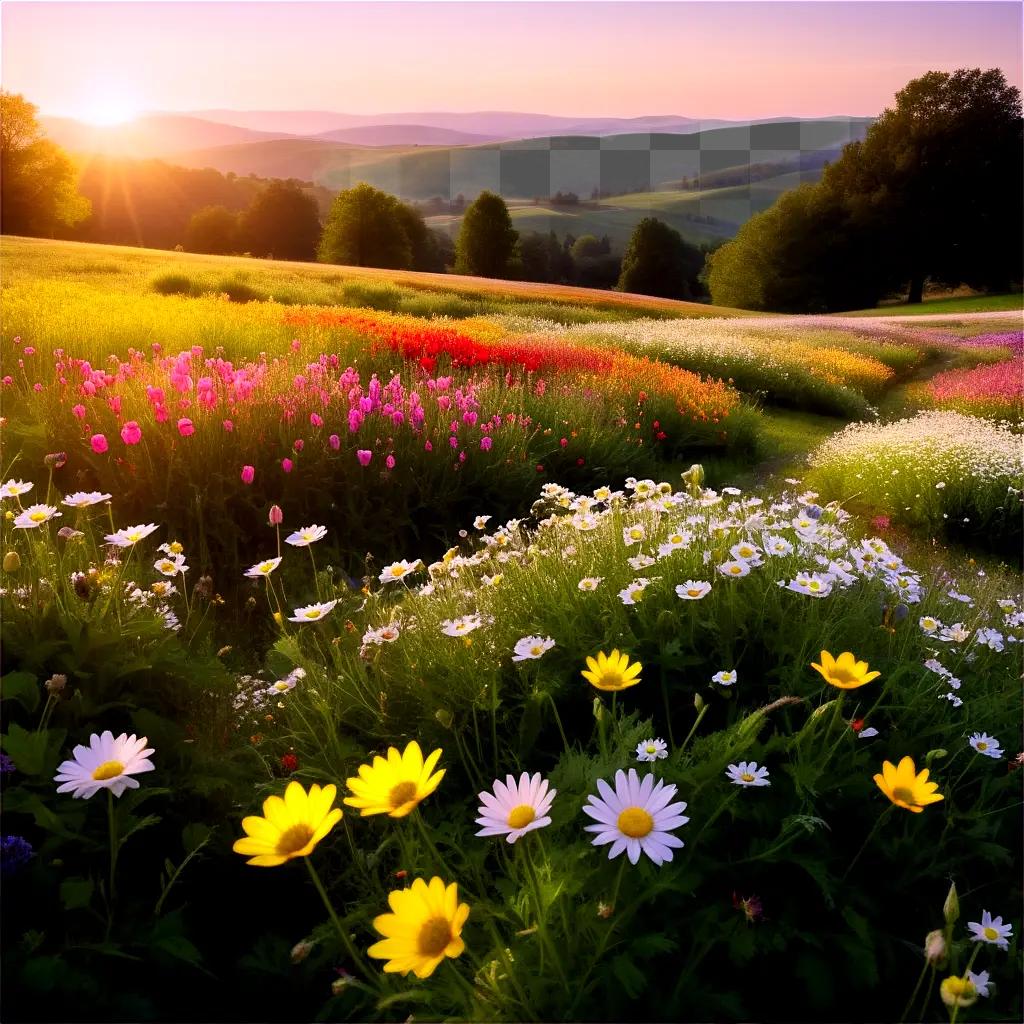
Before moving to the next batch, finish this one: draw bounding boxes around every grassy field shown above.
[843,293,1023,316]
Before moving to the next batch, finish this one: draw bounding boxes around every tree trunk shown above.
[906,274,925,304]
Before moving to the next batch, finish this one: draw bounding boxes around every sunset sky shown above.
[3,1,1021,123]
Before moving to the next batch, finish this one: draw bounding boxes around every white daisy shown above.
[966,970,991,998]
[285,524,327,547]
[622,524,646,547]
[729,540,762,563]
[712,669,737,686]
[1,479,33,499]
[636,738,668,762]
[441,614,483,637]
[726,761,770,787]
[968,911,1013,950]
[53,731,155,799]
[717,560,751,579]
[583,769,689,866]
[105,523,159,547]
[969,733,1003,759]
[473,515,491,529]
[379,559,422,584]
[578,577,603,592]
[512,635,556,662]
[919,615,941,635]
[287,600,339,623]
[363,623,401,645]
[675,580,711,600]
[62,491,112,508]
[13,504,62,529]
[153,554,188,577]
[475,772,556,844]
[158,541,185,556]
[763,534,794,556]
[785,573,833,598]
[244,557,283,578]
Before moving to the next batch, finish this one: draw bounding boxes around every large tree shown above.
[617,217,704,299]
[454,191,518,278]
[1,91,90,237]
[823,67,1022,302]
[238,179,321,260]
[318,183,413,269]
[184,205,238,254]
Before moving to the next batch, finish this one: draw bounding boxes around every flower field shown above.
[1,240,1021,1023]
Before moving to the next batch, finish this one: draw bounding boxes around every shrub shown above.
[151,272,196,297]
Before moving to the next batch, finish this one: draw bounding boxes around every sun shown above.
[79,98,139,126]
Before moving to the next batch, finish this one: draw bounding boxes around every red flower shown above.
[280,752,298,773]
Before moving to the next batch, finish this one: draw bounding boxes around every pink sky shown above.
[3,1,1021,121]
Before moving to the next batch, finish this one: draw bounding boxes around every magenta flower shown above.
[310,412,323,428]
[269,505,283,526]
[241,465,255,485]
[223,419,234,432]
[386,454,396,470]
[356,450,372,467]
[72,404,86,419]
[480,436,493,451]
[328,433,340,450]
[293,438,304,452]
[177,418,195,437]
[120,421,142,446]
[90,433,108,454]
[281,458,294,473]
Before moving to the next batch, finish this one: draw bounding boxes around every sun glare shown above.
[80,99,139,126]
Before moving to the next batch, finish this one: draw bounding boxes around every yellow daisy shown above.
[368,876,470,978]
[582,649,642,692]
[873,756,944,813]
[232,781,342,866]
[810,650,880,690]
[344,741,445,817]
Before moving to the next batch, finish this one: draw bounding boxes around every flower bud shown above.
[925,748,948,766]
[3,550,21,573]
[943,882,959,925]
[939,976,977,1008]
[44,452,67,469]
[592,696,606,722]
[694,693,705,712]
[435,708,454,729]
[924,929,946,964]
[290,939,315,964]
[268,505,283,526]
[44,674,67,694]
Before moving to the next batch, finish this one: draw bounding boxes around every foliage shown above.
[184,205,239,255]
[318,182,414,270]
[238,180,322,261]
[617,217,705,300]
[455,191,519,278]
[0,91,91,237]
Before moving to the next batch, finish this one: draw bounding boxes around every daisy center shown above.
[645,745,657,754]
[617,806,654,838]
[389,781,418,808]
[29,511,47,522]
[741,772,755,783]
[91,759,125,781]
[530,646,543,656]
[276,823,314,855]
[304,609,322,619]
[983,926,998,941]
[976,742,988,751]
[892,785,915,804]
[506,804,535,829]
[418,916,452,957]
[686,589,702,597]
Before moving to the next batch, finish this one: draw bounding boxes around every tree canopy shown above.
[1,91,90,237]
[238,180,321,261]
[617,217,704,300]
[454,191,519,278]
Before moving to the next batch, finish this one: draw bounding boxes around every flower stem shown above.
[842,804,894,880]
[304,858,375,985]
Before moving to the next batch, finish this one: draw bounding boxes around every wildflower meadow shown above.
[1,240,1021,1023]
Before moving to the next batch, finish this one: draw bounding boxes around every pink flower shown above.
[223,419,234,432]
[424,440,433,452]
[269,505,284,526]
[72,404,86,419]
[241,465,255,485]
[385,455,396,470]
[281,458,293,473]
[23,346,35,356]
[109,396,122,415]
[560,437,568,448]
[293,438,304,452]
[120,421,142,446]
[356,449,372,467]
[310,412,323,428]
[177,418,194,437]
[480,436,493,451]
[90,433,108,454]
[328,433,340,450]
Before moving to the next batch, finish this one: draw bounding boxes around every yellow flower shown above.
[810,650,880,690]
[368,876,469,978]
[232,781,342,866]
[873,756,944,813]
[939,976,977,1008]
[344,741,444,817]
[582,649,642,692]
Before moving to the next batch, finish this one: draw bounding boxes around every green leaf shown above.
[611,953,647,998]
[182,823,212,854]
[60,877,95,911]
[1,723,66,776]
[2,671,40,712]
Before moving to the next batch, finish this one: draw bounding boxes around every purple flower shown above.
[1,835,33,875]
[356,450,372,467]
